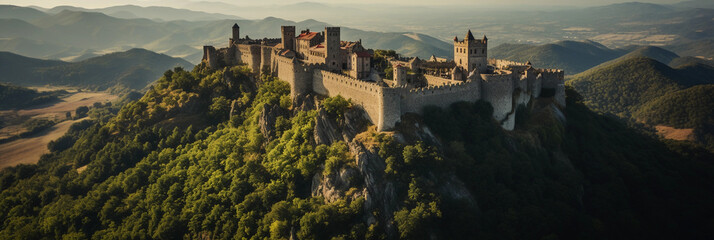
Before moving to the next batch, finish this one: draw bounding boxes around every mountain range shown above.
[0,5,452,64]
[490,40,714,74]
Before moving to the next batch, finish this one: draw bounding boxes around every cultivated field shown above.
[0,118,84,169]
[0,88,118,169]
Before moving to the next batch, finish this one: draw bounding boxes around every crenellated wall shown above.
[400,81,481,115]
[538,69,564,89]
[203,30,567,132]
[423,74,462,86]
[312,70,385,128]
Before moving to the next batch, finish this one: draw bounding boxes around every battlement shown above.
[318,70,383,94]
[407,80,472,94]
[210,24,565,131]
[489,59,528,69]
[538,68,564,73]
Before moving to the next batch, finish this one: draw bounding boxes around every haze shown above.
[0,0,686,9]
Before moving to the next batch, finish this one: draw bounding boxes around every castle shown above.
[203,24,566,131]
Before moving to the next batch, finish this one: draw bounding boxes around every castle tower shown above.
[232,24,240,40]
[281,26,295,51]
[454,30,488,74]
[324,27,341,70]
[393,64,407,86]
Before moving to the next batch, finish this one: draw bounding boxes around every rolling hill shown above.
[0,49,193,91]
[634,84,714,150]
[489,40,627,74]
[567,52,714,116]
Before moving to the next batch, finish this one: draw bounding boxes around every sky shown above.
[0,0,687,9]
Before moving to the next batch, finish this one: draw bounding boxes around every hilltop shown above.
[567,52,714,150]
[0,63,712,239]
[0,49,193,91]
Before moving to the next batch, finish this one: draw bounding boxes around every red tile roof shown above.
[355,51,371,58]
[297,32,319,40]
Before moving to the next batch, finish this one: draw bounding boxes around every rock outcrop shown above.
[258,104,287,141]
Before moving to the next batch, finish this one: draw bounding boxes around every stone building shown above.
[203,24,566,131]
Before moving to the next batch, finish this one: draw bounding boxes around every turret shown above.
[466,30,475,41]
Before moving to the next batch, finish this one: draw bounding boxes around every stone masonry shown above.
[203,24,566,131]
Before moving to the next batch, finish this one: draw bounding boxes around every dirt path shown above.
[0,118,84,169]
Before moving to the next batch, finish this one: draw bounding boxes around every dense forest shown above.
[1,63,713,239]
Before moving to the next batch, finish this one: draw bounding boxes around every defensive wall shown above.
[423,74,462,86]
[400,80,481,115]
[480,72,515,128]
[312,70,388,129]
[204,36,566,131]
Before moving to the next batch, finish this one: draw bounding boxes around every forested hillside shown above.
[1,63,712,239]
[0,84,67,110]
[489,40,626,74]
[0,49,192,92]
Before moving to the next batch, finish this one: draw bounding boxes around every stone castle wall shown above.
[489,59,527,69]
[538,69,564,89]
[481,73,515,129]
[237,44,263,74]
[423,74,461,86]
[204,32,567,131]
[312,70,385,128]
[400,81,481,115]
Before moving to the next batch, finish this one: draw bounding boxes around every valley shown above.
[0,86,118,169]
[0,1,713,239]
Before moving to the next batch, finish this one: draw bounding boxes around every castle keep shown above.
[203,24,566,131]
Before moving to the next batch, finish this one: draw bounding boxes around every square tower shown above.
[324,27,341,70]
[281,26,296,51]
[454,30,488,74]
[232,23,240,44]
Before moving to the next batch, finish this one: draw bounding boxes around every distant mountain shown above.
[0,5,450,62]
[162,45,203,64]
[0,49,193,91]
[0,5,48,22]
[666,39,714,59]
[490,40,627,74]
[618,46,680,65]
[568,55,714,118]
[45,5,242,22]
[672,0,714,10]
